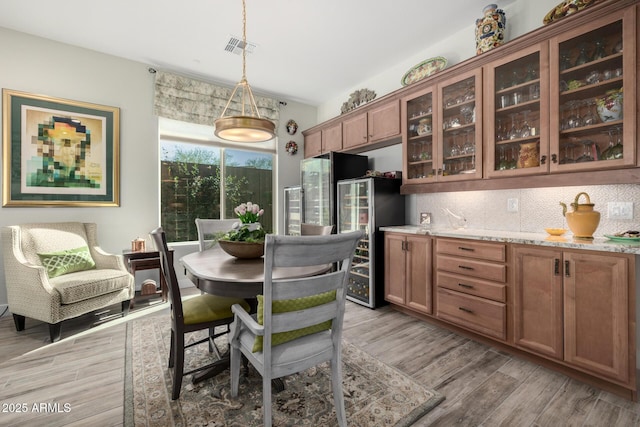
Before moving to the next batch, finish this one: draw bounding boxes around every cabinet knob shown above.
[551,154,558,163]
[540,155,547,165]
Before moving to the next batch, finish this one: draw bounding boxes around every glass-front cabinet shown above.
[485,44,549,177]
[402,69,482,185]
[437,69,483,181]
[403,86,436,183]
[549,7,636,172]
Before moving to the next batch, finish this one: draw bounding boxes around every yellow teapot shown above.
[560,192,600,239]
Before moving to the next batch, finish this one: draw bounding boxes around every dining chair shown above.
[300,223,334,236]
[195,218,238,251]
[149,227,250,400]
[229,230,363,427]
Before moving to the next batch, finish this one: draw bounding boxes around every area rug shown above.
[124,317,444,427]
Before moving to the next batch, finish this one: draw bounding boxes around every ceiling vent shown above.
[224,35,257,55]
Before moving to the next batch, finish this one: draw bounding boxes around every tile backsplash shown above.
[411,184,640,236]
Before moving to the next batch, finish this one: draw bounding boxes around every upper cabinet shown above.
[484,43,550,177]
[403,69,482,185]
[548,7,636,172]
[344,99,401,150]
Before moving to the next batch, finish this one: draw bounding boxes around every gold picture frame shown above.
[2,89,120,207]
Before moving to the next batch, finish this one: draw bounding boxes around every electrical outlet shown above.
[507,198,519,212]
[608,202,633,220]
[420,212,431,225]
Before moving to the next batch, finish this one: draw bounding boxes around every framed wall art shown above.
[2,89,120,207]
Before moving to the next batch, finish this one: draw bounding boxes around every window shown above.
[160,118,275,243]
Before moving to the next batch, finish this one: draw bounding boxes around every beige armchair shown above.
[1,222,134,342]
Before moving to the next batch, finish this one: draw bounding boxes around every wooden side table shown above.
[122,250,171,307]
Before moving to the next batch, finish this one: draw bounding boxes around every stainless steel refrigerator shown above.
[283,185,302,235]
[300,152,368,228]
[337,177,405,308]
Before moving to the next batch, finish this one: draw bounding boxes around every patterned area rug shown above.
[124,317,444,427]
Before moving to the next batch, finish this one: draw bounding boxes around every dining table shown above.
[180,245,331,384]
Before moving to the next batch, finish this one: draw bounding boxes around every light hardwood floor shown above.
[1,290,639,426]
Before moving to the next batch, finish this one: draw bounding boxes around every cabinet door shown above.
[368,100,400,142]
[563,251,630,382]
[343,113,368,149]
[549,7,636,172]
[322,123,343,152]
[304,131,322,158]
[485,43,550,178]
[406,235,432,314]
[437,69,483,181]
[384,233,406,305]
[513,245,563,359]
[402,86,437,184]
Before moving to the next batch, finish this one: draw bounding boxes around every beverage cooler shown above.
[337,177,405,308]
[300,152,368,228]
[283,185,302,235]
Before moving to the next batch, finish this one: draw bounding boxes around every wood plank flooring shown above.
[1,290,639,426]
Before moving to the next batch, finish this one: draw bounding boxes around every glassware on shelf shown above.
[560,52,572,70]
[592,39,607,60]
[507,113,520,140]
[582,99,598,126]
[560,142,577,164]
[463,129,475,154]
[576,140,596,162]
[601,127,623,160]
[519,110,531,138]
[574,44,591,66]
[460,104,474,124]
[496,119,506,142]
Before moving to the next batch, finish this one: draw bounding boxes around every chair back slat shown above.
[195,218,237,251]
[271,272,343,300]
[149,227,184,321]
[300,223,334,236]
[271,302,338,333]
[269,234,361,268]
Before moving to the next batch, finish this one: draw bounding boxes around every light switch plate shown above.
[608,202,633,220]
[507,198,519,212]
[420,212,431,225]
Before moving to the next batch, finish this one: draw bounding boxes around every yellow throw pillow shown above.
[38,246,96,278]
[252,290,335,352]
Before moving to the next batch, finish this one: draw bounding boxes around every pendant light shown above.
[214,0,276,142]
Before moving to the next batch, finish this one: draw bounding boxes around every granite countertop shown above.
[379,225,640,255]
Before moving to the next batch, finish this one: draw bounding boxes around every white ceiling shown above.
[0,0,516,106]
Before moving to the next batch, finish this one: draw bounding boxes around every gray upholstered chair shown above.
[300,223,334,236]
[229,230,363,427]
[1,222,135,342]
[195,218,237,251]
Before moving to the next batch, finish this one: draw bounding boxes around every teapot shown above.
[560,192,600,239]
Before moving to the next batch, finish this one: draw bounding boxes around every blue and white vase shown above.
[475,4,506,55]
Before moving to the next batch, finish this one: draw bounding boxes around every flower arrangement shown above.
[223,202,266,243]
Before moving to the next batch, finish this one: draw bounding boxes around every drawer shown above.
[436,271,506,302]
[436,238,506,262]
[437,288,506,340]
[437,255,507,282]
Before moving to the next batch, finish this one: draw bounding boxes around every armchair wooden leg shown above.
[13,314,25,331]
[122,300,131,317]
[48,323,62,342]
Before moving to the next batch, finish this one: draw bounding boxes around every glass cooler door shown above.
[337,178,373,307]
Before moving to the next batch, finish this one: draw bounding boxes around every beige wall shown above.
[0,27,316,308]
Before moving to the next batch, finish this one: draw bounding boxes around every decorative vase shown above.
[596,89,623,122]
[218,239,265,259]
[560,192,600,239]
[417,118,432,135]
[475,4,506,55]
[517,141,540,168]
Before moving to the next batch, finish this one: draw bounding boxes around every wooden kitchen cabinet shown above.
[384,232,432,314]
[322,122,342,152]
[402,85,437,184]
[344,99,400,150]
[548,7,636,172]
[513,245,633,384]
[435,238,507,340]
[484,43,550,177]
[304,130,322,158]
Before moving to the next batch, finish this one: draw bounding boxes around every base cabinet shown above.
[513,245,633,384]
[384,233,432,314]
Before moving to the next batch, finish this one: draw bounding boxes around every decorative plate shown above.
[401,57,448,86]
[543,0,603,25]
[604,235,640,242]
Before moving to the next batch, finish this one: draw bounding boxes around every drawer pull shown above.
[458,307,474,314]
[554,258,560,276]
[458,246,475,252]
[458,283,474,289]
[565,260,570,277]
[458,265,474,270]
